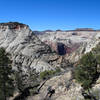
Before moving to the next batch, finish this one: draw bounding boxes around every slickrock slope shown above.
[27,70,84,100]
[0,22,62,73]
[28,70,100,100]
[36,29,100,62]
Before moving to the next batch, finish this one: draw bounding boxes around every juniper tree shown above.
[75,52,99,100]
[0,48,14,100]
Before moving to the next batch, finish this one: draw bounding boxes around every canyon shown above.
[35,28,100,62]
[0,22,100,100]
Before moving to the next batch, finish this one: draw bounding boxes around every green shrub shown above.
[40,68,61,80]
[0,48,14,100]
[74,51,100,100]
[75,52,98,90]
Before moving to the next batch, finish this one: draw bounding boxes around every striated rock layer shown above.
[0,22,62,73]
[35,29,100,62]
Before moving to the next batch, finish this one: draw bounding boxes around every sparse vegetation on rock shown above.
[40,68,61,80]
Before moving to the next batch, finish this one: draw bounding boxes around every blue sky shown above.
[0,0,100,30]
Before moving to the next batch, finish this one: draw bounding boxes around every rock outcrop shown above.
[27,70,83,100]
[0,22,61,73]
[35,29,100,62]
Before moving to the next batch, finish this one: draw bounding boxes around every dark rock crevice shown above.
[57,43,66,55]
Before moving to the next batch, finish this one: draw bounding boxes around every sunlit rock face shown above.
[0,22,62,73]
[27,71,83,100]
[1,22,76,93]
[36,29,100,62]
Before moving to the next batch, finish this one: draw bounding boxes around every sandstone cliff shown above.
[36,29,100,62]
[0,22,62,73]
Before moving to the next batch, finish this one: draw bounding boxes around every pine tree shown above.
[75,52,99,100]
[0,48,14,100]
[14,62,26,92]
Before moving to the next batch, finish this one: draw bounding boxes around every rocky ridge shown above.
[0,22,62,73]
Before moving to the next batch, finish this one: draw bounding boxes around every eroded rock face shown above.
[0,22,62,73]
[1,22,71,93]
[36,30,100,62]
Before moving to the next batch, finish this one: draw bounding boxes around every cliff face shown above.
[0,22,61,73]
[36,30,100,62]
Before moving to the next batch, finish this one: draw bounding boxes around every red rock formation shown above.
[0,22,28,30]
